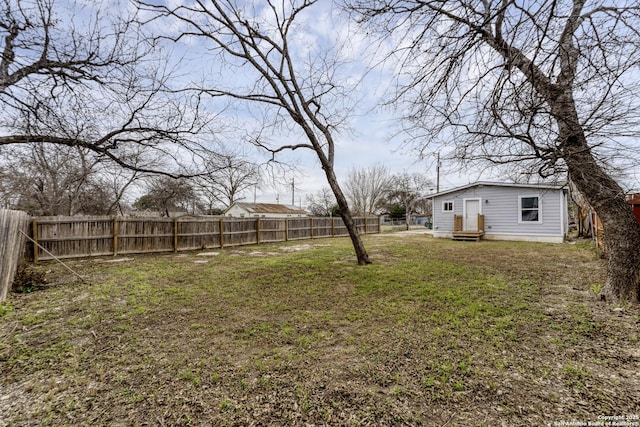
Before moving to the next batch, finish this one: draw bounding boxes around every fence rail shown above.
[28,215,380,261]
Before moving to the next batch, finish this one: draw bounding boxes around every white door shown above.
[464,199,480,231]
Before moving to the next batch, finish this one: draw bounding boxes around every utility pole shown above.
[291,178,295,205]
[436,152,441,193]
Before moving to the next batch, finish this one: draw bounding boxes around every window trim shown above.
[442,200,454,213]
[518,195,542,224]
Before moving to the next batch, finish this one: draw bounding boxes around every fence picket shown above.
[1,209,29,301]
[26,216,379,261]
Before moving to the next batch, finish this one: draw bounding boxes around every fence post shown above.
[364,216,368,234]
[113,216,119,256]
[285,218,289,241]
[173,217,178,253]
[219,217,225,248]
[331,216,335,237]
[32,219,38,263]
[1,210,29,302]
[310,217,314,239]
[256,217,261,244]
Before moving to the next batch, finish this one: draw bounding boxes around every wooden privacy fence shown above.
[1,209,29,301]
[28,215,380,261]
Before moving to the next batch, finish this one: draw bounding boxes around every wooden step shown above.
[452,231,484,242]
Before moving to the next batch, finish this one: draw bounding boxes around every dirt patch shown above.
[280,243,316,252]
[98,257,135,263]
[197,252,220,257]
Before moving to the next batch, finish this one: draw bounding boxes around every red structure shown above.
[628,194,640,225]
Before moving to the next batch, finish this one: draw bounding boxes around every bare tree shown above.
[0,167,17,209]
[0,0,210,176]
[0,143,148,215]
[344,163,392,215]
[195,150,261,210]
[350,1,640,302]
[383,172,432,229]
[138,0,372,264]
[92,150,157,215]
[306,187,337,216]
[133,177,197,217]
[0,144,99,215]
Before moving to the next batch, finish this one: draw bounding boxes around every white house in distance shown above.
[431,182,569,243]
[225,202,308,218]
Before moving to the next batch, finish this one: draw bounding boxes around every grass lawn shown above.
[1,233,639,426]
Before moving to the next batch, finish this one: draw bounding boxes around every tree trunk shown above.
[323,165,371,265]
[563,134,640,303]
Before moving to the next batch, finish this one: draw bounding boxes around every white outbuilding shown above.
[431,182,569,243]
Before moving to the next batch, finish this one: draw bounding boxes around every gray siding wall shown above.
[433,185,565,238]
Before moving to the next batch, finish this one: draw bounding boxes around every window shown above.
[442,201,454,212]
[519,196,540,222]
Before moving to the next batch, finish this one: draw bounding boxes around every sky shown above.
[12,0,640,209]
[245,120,472,207]
[131,0,476,207]
[205,0,640,205]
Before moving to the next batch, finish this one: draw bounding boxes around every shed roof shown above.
[431,181,567,198]
[227,202,307,215]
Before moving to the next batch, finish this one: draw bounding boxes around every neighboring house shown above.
[225,202,308,218]
[431,182,569,243]
[414,215,431,226]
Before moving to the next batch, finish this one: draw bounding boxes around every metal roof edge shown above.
[431,181,567,197]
